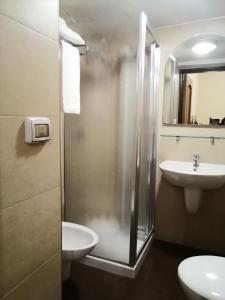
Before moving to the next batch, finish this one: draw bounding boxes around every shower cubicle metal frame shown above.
[61,11,160,271]
[129,12,160,267]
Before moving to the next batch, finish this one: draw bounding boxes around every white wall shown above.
[196,71,225,124]
[155,17,225,253]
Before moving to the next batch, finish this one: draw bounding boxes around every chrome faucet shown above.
[193,153,200,169]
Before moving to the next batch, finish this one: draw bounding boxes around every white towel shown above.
[62,40,80,114]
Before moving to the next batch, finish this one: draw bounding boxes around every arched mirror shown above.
[163,34,225,127]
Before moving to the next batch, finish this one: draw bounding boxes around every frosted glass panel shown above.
[136,30,156,256]
[64,34,139,264]
[62,10,158,266]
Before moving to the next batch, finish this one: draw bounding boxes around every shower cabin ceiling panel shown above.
[60,2,139,42]
[60,0,225,33]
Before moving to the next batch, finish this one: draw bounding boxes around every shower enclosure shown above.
[63,12,159,274]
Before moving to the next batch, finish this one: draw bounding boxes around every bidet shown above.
[62,222,99,281]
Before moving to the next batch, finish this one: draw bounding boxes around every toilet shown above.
[178,256,225,300]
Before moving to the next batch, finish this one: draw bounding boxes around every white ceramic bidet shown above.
[178,256,225,300]
[62,221,99,281]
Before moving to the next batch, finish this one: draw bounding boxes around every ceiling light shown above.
[192,41,216,55]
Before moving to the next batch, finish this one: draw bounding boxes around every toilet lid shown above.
[178,256,225,300]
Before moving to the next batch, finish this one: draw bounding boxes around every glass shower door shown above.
[137,44,153,255]
[64,17,140,265]
[132,13,159,259]
[64,10,159,267]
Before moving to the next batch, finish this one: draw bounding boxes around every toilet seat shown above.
[178,256,225,300]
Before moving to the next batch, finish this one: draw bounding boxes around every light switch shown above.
[25,117,51,144]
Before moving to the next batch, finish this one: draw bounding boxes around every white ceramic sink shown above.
[159,160,225,189]
[62,222,99,280]
[159,160,225,213]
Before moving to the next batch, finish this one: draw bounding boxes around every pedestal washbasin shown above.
[62,222,99,280]
[159,160,225,213]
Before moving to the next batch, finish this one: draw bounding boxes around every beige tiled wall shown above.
[155,17,225,254]
[0,1,61,299]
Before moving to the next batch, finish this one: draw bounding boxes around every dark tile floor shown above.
[62,240,211,300]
